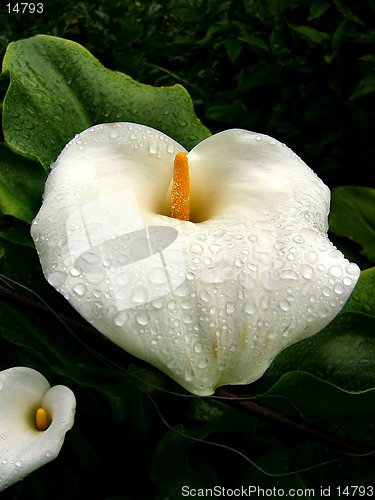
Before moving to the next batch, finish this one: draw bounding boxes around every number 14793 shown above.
[6,3,43,13]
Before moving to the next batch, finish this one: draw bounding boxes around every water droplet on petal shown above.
[280,270,299,280]
[109,130,119,139]
[182,312,193,324]
[343,277,353,286]
[279,300,290,311]
[48,271,67,287]
[329,265,343,278]
[73,283,87,296]
[346,263,359,275]
[293,235,304,244]
[244,300,257,315]
[70,267,82,277]
[114,311,129,326]
[334,283,344,295]
[184,366,194,381]
[305,251,318,263]
[226,303,235,314]
[136,311,150,326]
[194,343,203,353]
[301,264,314,280]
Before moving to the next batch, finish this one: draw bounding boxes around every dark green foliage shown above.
[1,0,374,187]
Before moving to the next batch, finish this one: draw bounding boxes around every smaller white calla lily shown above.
[31,123,360,395]
[0,367,76,492]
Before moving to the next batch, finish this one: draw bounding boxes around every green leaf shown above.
[151,427,219,499]
[0,219,35,247]
[289,25,330,45]
[350,73,375,100]
[262,372,375,432]
[308,0,330,21]
[0,143,45,222]
[332,0,365,25]
[344,266,375,317]
[1,35,210,170]
[224,39,242,63]
[329,186,375,262]
[238,33,269,52]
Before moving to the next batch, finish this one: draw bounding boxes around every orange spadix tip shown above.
[170,151,190,221]
[36,407,49,431]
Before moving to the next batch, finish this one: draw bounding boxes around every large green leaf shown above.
[329,186,375,262]
[0,143,45,223]
[1,34,210,170]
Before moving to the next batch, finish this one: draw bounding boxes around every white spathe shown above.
[31,123,360,395]
[0,367,76,492]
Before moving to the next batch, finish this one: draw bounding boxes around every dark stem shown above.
[0,282,374,457]
[215,387,373,456]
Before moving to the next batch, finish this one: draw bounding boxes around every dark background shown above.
[1,0,374,189]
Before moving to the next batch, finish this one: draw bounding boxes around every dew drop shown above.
[114,311,129,326]
[329,265,343,278]
[244,300,257,315]
[152,298,164,309]
[279,300,290,311]
[280,270,299,280]
[343,277,353,286]
[234,257,244,268]
[334,283,344,295]
[191,243,203,254]
[47,271,67,287]
[80,252,101,265]
[148,140,158,154]
[293,235,304,244]
[194,343,203,353]
[167,300,176,310]
[305,251,318,263]
[73,283,87,296]
[301,264,314,280]
[136,311,150,326]
[226,302,235,314]
[70,267,82,277]
[209,243,222,254]
[346,263,359,275]
[275,241,285,250]
[182,312,193,324]
[200,291,210,302]
[184,366,194,382]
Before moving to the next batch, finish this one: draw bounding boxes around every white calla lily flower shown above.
[0,367,75,492]
[31,123,360,395]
